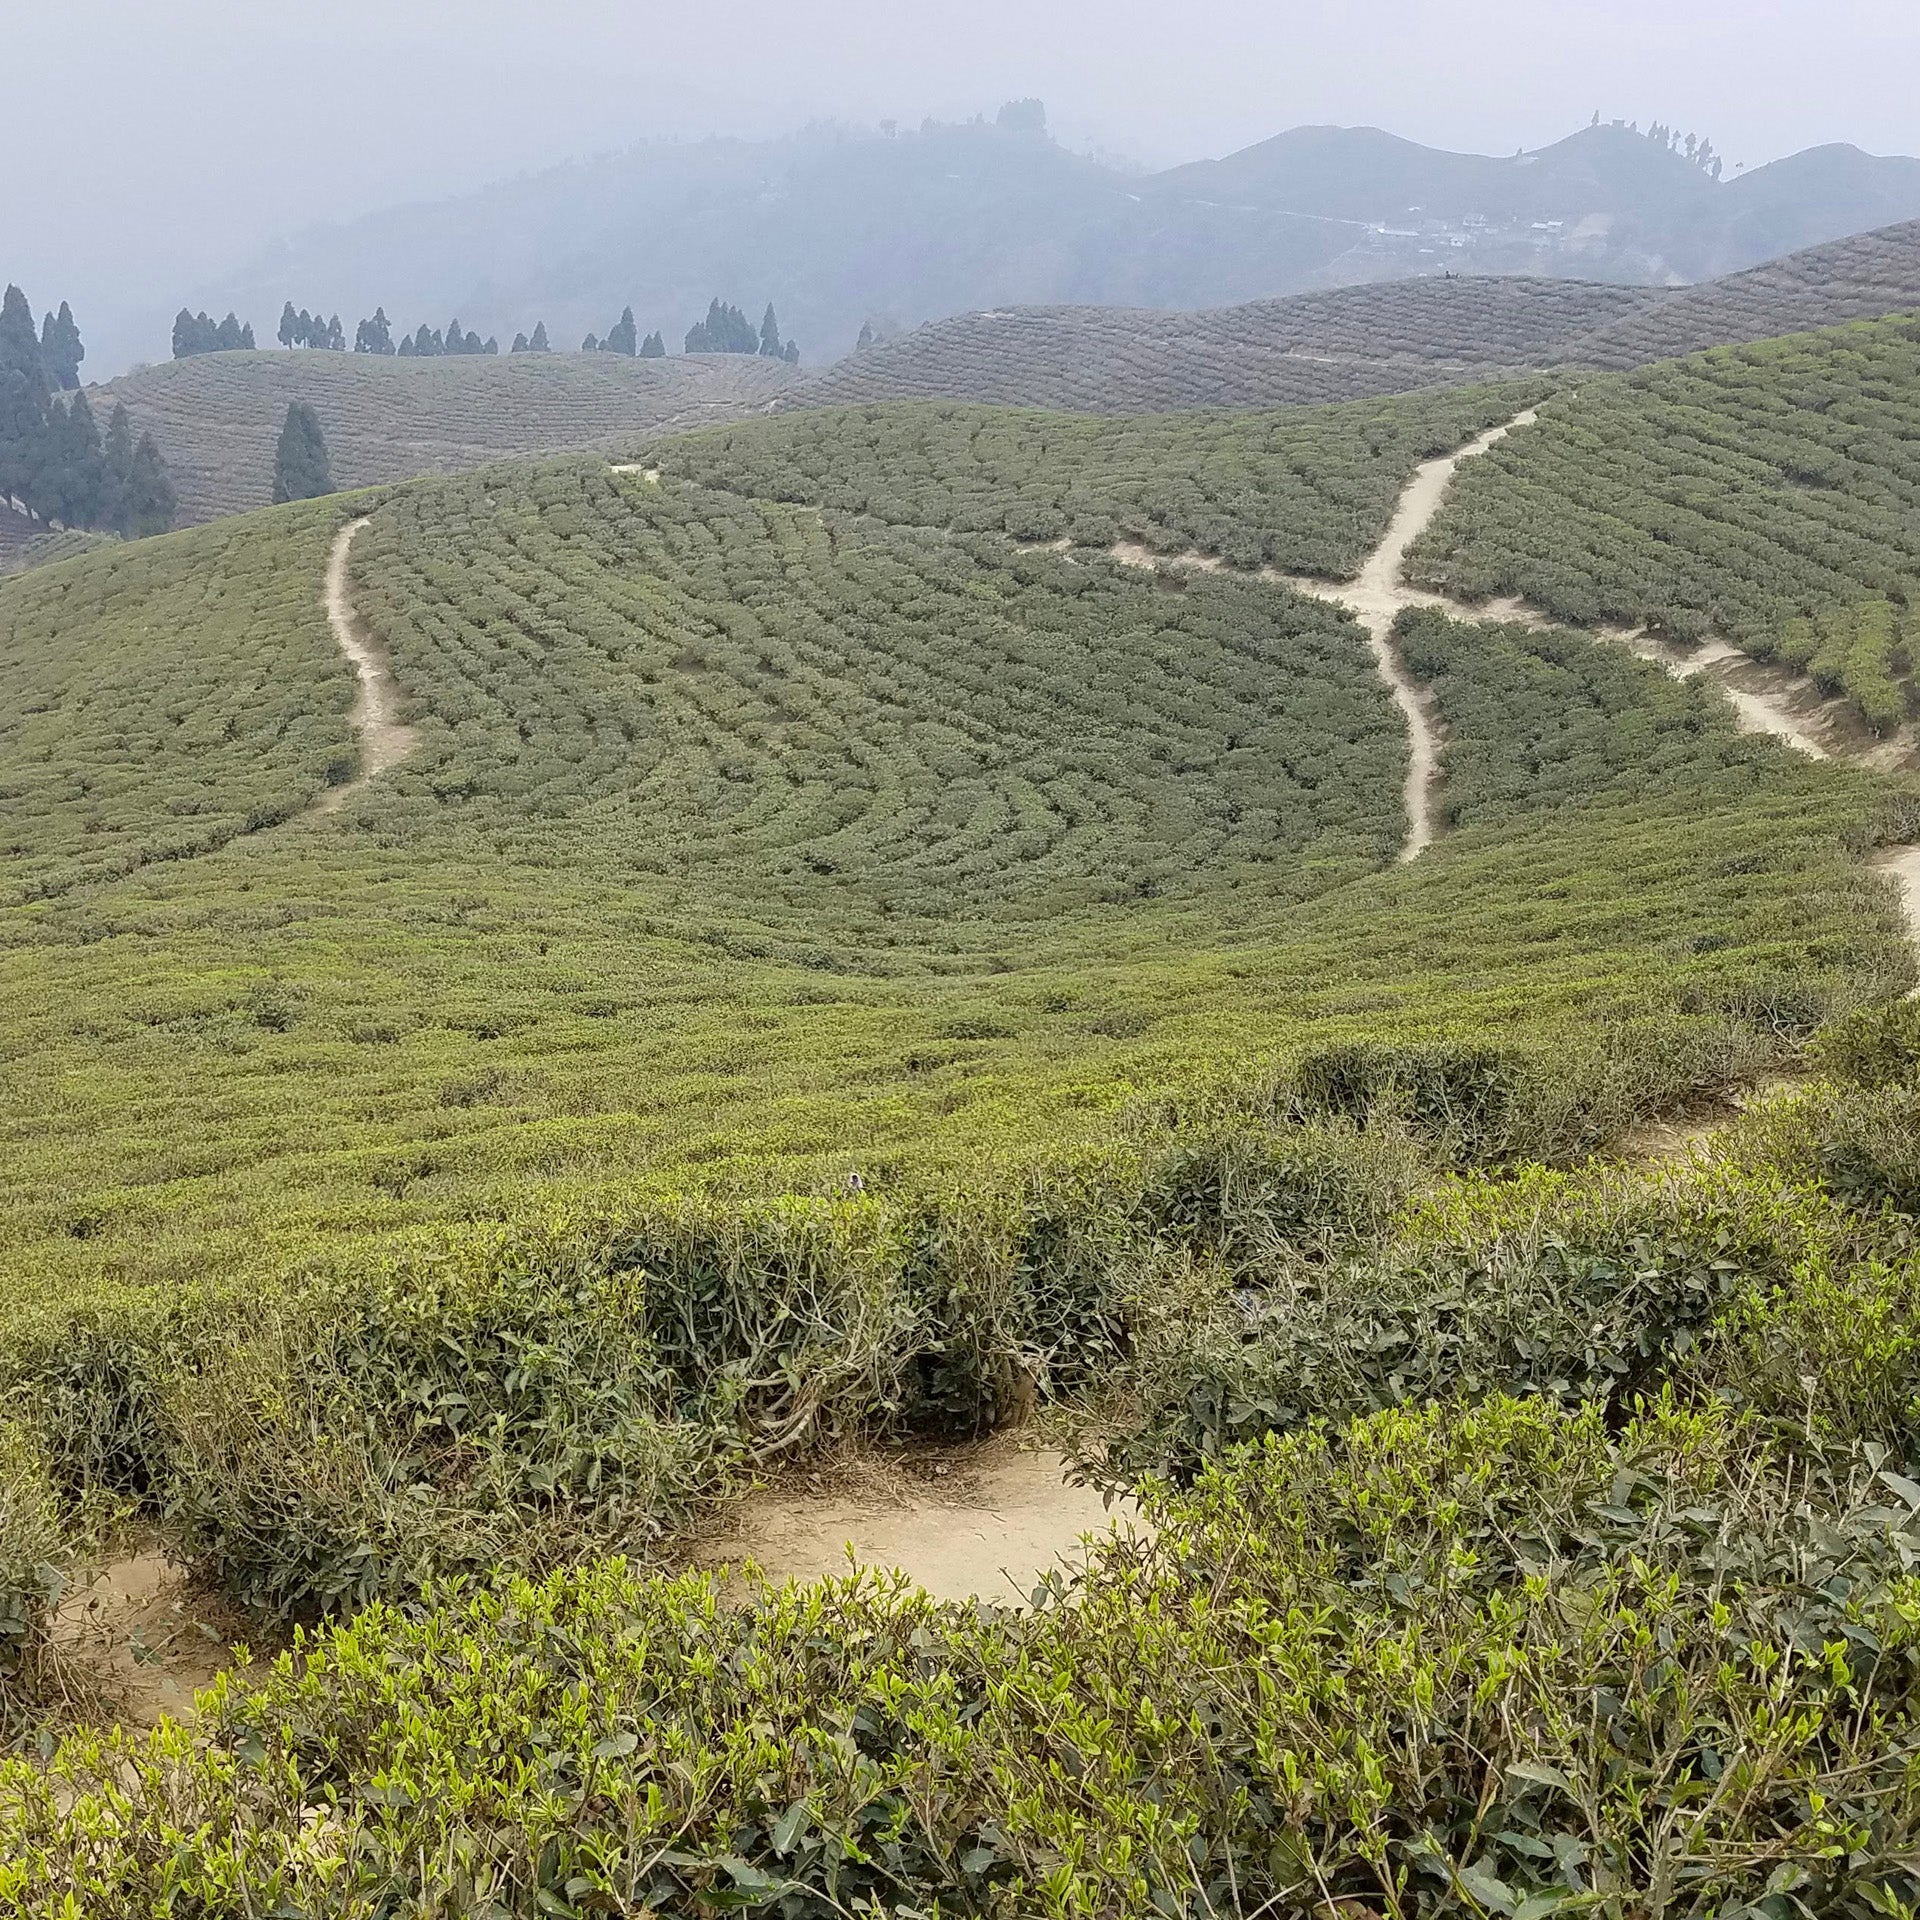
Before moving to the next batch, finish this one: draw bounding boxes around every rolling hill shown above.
[166,117,1920,376]
[794,277,1657,413]
[90,348,804,525]
[799,217,1920,415]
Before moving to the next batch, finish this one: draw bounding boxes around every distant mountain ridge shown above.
[185,117,1920,369]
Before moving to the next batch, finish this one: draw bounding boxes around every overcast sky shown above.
[12,0,1920,371]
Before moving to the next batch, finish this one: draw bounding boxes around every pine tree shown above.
[279,302,299,349]
[326,315,345,351]
[759,304,783,357]
[782,340,800,365]
[530,321,550,352]
[126,432,176,537]
[398,336,416,357]
[0,284,51,512]
[102,401,135,535]
[356,309,395,354]
[49,390,106,528]
[215,313,249,352]
[239,320,257,350]
[271,401,333,505]
[640,330,665,358]
[582,334,600,353]
[607,306,638,356]
[511,332,530,354]
[40,303,83,390]
[856,322,874,351]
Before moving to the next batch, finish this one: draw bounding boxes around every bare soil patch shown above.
[691,1435,1145,1606]
[45,1546,261,1731]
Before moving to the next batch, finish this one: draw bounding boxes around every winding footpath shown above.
[1104,409,1901,863]
[318,518,419,813]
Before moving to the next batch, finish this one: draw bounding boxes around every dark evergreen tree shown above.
[271,401,333,504]
[278,301,299,349]
[397,336,416,357]
[581,333,600,352]
[326,315,345,351]
[126,431,176,536]
[355,308,395,354]
[48,390,106,528]
[40,303,83,390]
[685,300,758,354]
[510,332,530,354]
[215,313,250,351]
[173,309,204,358]
[102,401,135,534]
[0,284,51,511]
[529,320,550,352]
[783,339,800,365]
[640,330,665,357]
[606,306,638,356]
[856,322,874,351]
[759,304,783,358]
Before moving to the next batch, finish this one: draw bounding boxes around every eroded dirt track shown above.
[319,516,418,812]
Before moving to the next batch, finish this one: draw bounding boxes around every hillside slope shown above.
[796,279,1653,413]
[1410,311,1920,734]
[1566,216,1920,365]
[91,349,803,525]
[172,119,1920,373]
[800,218,1920,416]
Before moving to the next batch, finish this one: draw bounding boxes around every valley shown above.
[7,126,1920,1914]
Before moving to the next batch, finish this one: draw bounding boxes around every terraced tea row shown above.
[797,219,1920,417]
[654,380,1550,575]
[93,350,806,524]
[350,463,1407,933]
[1567,215,1920,367]
[798,278,1649,414]
[0,500,355,900]
[1409,313,1920,731]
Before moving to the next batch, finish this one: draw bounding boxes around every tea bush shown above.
[7,1397,1920,1914]
[652,380,1551,573]
[1409,314,1920,724]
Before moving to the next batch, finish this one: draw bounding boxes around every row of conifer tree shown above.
[5,285,176,539]
[174,300,800,363]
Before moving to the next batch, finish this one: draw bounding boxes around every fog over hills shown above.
[180,113,1920,372]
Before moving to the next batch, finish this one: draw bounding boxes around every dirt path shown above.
[318,517,418,814]
[45,1545,262,1730]
[1108,411,1538,861]
[694,1436,1144,1605]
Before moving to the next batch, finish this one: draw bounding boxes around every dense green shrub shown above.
[6,1398,1920,1914]
[0,1423,66,1733]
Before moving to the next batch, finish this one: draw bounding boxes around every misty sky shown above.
[12,0,1920,373]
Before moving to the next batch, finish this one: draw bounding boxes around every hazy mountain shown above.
[174,115,1920,370]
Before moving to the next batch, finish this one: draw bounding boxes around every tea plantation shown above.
[93,348,806,525]
[4,347,1920,1912]
[1410,312,1920,727]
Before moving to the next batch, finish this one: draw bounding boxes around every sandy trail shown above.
[696,1437,1144,1606]
[1109,411,1539,860]
[318,517,419,813]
